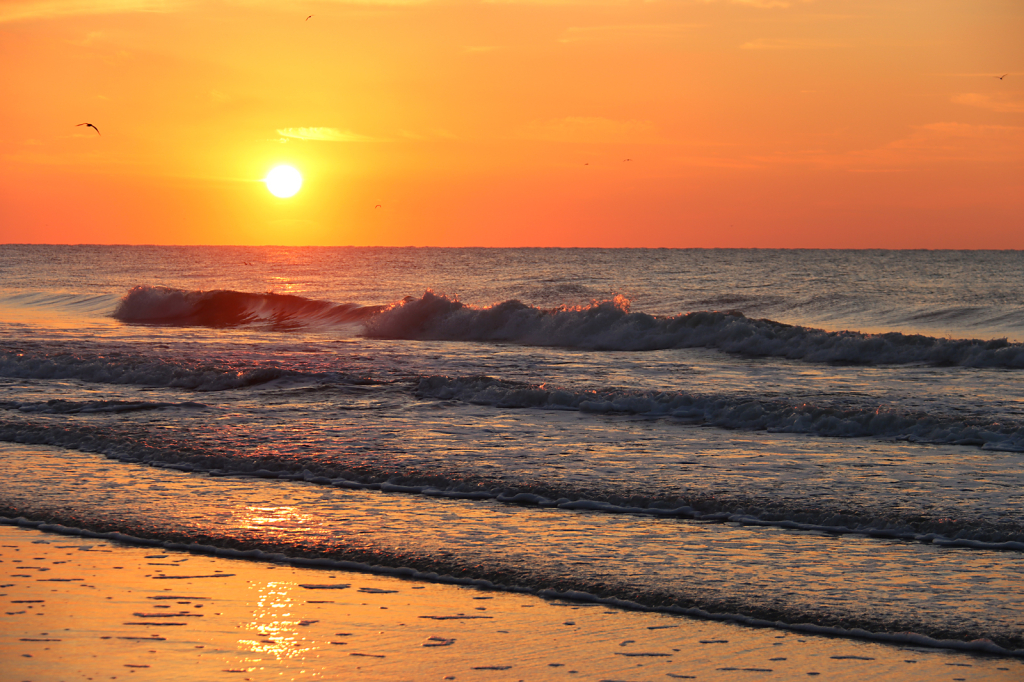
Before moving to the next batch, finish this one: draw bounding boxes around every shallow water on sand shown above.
[2,246,1023,654]
[2,525,1021,682]
[3,444,1023,648]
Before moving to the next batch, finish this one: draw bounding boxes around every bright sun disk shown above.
[264,165,303,198]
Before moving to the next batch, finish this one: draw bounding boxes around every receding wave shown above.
[0,347,300,391]
[416,375,1024,452]
[0,399,207,415]
[365,292,1024,367]
[113,285,380,329]
[2,516,1021,655]
[2,412,1022,549]
[4,337,1024,451]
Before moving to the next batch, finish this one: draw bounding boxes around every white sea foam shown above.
[3,247,1023,660]
[0,348,328,391]
[2,423,1020,548]
[363,292,1024,367]
[1,399,206,414]
[95,286,1024,367]
[414,375,1024,452]
[4,517,1020,658]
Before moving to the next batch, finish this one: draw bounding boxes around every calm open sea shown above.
[1,245,1022,653]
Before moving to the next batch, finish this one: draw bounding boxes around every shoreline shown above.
[3,514,1021,659]
[2,523,1020,681]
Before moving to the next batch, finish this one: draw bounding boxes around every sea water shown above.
[0,246,1022,653]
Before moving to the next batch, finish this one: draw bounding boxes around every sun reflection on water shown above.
[239,505,320,538]
[239,580,308,662]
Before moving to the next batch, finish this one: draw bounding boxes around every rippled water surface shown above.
[1,246,1022,653]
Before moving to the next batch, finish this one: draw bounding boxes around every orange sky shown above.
[1,0,1021,247]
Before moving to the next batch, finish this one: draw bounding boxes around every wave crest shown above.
[113,285,378,329]
[366,292,1024,367]
[111,287,1024,367]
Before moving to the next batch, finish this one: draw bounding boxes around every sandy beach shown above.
[1,523,1018,682]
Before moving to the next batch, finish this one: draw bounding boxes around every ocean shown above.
[1,245,1022,654]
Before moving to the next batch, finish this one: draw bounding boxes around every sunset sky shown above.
[1,0,1021,247]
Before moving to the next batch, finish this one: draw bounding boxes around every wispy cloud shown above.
[559,23,703,44]
[311,0,432,5]
[277,127,375,142]
[482,0,628,5]
[698,0,814,7]
[953,93,1024,114]
[852,122,1024,166]
[485,0,805,5]
[1,0,429,22]
[740,38,841,50]
[0,0,182,23]
[521,117,658,144]
[733,122,1024,171]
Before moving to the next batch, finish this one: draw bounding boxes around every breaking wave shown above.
[113,285,380,329]
[366,292,1024,367]
[107,287,1024,367]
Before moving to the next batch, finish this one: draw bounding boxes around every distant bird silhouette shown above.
[995,73,1008,80]
[584,162,589,165]
[77,123,100,136]
[306,14,313,20]
[375,204,381,208]
[623,158,631,162]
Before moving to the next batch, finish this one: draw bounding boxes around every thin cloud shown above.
[851,122,1024,166]
[698,0,814,7]
[302,0,431,5]
[277,127,375,142]
[521,116,658,144]
[674,155,761,169]
[0,0,182,23]
[559,23,704,44]
[740,38,841,50]
[315,0,431,4]
[398,129,458,140]
[1,0,426,22]
[953,93,1024,114]
[500,0,809,5]
[737,122,1024,171]
[483,0,628,5]
[729,0,796,7]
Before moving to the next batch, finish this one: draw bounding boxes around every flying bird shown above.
[375,204,381,208]
[306,14,313,20]
[623,158,631,162]
[77,123,100,136]
[995,73,1008,80]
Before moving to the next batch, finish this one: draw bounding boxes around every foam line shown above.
[2,426,1020,549]
[366,291,1024,367]
[3,516,1019,658]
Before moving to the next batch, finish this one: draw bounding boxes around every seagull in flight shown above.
[995,73,1008,80]
[375,204,381,208]
[77,123,100,136]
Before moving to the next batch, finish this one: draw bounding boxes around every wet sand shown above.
[1,524,1019,681]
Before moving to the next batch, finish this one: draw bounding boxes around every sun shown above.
[264,165,303,198]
